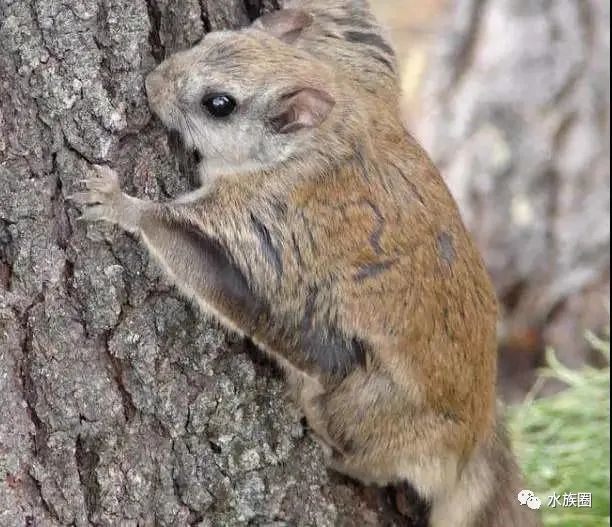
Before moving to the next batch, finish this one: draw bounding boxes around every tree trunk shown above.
[418,0,610,399]
[0,1,417,525]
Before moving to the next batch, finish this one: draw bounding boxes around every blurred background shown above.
[370,0,610,401]
[369,2,610,524]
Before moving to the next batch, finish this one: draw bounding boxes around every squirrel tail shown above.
[379,419,541,527]
[429,421,542,527]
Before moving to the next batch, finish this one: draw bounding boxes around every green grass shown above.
[510,332,610,527]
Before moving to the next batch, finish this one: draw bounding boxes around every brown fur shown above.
[73,2,540,525]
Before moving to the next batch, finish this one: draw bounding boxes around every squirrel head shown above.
[146,10,349,181]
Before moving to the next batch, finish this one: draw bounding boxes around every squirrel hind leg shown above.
[299,369,516,525]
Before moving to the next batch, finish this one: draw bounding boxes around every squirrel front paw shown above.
[70,165,124,224]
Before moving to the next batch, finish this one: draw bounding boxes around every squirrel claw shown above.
[77,205,110,223]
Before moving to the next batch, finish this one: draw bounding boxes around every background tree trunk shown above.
[0,1,414,525]
[416,0,610,399]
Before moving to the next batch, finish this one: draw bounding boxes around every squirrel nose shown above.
[145,68,166,104]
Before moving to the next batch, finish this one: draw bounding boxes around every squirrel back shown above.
[258,0,399,97]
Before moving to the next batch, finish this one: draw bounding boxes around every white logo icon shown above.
[518,489,534,505]
[518,490,542,510]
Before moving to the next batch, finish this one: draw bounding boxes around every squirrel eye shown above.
[202,94,236,118]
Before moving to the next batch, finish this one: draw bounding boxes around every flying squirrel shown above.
[72,1,541,525]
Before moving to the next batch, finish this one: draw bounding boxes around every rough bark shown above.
[0,1,416,525]
[418,0,610,398]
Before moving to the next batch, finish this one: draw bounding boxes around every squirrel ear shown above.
[271,88,335,134]
[252,9,313,44]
